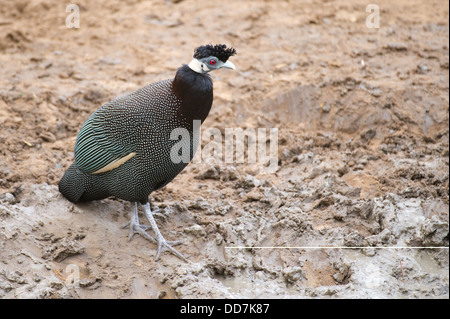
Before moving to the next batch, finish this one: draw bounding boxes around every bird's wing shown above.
[74,99,146,175]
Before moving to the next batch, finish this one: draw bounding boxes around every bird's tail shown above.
[58,163,90,203]
[59,163,109,203]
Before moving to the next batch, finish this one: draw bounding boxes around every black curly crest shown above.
[193,44,236,62]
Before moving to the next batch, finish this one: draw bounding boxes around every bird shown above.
[58,44,236,261]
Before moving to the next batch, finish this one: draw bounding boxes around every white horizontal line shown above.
[225,246,449,249]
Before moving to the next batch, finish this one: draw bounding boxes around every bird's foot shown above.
[123,203,155,242]
[143,203,188,262]
[123,221,154,242]
[154,235,186,261]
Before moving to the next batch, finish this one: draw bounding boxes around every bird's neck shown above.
[172,64,213,125]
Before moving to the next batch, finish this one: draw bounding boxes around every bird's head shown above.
[188,44,236,74]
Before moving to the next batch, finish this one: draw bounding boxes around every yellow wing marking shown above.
[92,152,136,175]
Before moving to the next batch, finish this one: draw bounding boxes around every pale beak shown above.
[221,60,236,70]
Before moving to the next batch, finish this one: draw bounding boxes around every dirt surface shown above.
[0,0,449,299]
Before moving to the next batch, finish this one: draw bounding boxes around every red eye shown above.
[210,59,216,65]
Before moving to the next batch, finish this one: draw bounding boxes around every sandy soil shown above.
[0,0,448,298]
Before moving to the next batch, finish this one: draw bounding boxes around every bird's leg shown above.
[123,202,154,242]
[142,202,187,261]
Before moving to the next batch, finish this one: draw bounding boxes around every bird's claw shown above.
[123,202,188,262]
[123,203,155,242]
[125,222,154,242]
[155,237,187,262]
[143,203,187,262]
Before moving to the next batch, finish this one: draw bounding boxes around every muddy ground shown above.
[0,0,448,299]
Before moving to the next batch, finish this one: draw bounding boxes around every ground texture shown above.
[0,0,448,298]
